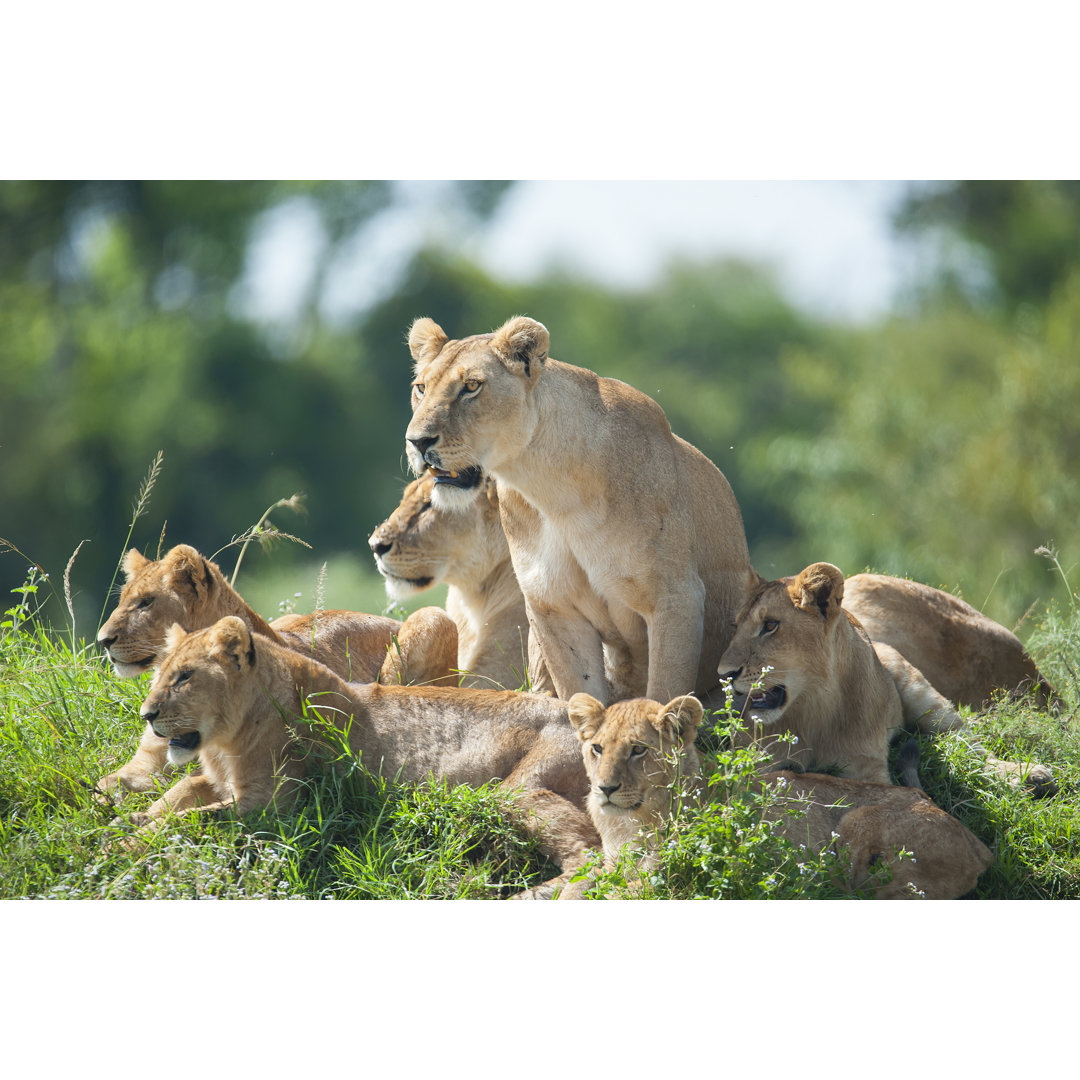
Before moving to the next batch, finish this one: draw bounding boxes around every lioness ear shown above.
[789,562,845,622]
[164,545,215,599]
[408,317,449,371]
[122,548,151,581]
[489,315,549,381]
[568,693,607,742]
[209,616,256,671]
[655,695,704,745]
[164,622,187,654]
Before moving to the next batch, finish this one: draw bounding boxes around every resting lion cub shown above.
[96,544,458,797]
[368,471,544,691]
[717,562,1056,795]
[567,693,994,900]
[122,616,598,897]
[404,314,757,706]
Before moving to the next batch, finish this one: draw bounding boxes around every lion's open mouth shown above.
[427,465,483,490]
[731,686,787,714]
[165,731,201,752]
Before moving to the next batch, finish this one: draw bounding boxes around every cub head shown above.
[139,616,258,766]
[568,693,704,855]
[405,315,549,507]
[97,545,222,677]
[716,562,848,728]
[368,471,505,601]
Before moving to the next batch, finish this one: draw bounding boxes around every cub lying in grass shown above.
[717,562,1056,795]
[118,616,598,898]
[567,693,994,900]
[96,544,458,798]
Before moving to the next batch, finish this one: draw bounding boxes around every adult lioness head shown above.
[568,693,704,859]
[368,471,501,601]
[98,545,227,677]
[405,315,549,507]
[139,617,258,767]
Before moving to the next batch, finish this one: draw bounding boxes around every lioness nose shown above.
[599,782,621,797]
[98,633,116,648]
[408,435,438,457]
[718,667,743,681]
[140,707,159,725]
[369,535,392,556]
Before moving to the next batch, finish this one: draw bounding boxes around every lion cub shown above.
[567,693,994,900]
[96,544,458,798]
[717,562,1056,796]
[120,616,599,897]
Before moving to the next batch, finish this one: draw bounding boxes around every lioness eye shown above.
[461,379,482,396]
[137,597,154,609]
[413,383,425,398]
[760,619,779,635]
[630,745,648,758]
[173,670,192,687]
[591,744,603,757]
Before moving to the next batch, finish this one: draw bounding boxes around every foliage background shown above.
[1,180,1077,631]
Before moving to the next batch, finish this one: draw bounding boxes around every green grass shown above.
[3,544,1079,900]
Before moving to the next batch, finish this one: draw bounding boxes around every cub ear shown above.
[209,616,256,671]
[408,317,449,371]
[164,622,188,654]
[789,562,846,622]
[655,695,704,745]
[489,315,549,381]
[122,548,151,581]
[164,545,215,599]
[568,693,607,742]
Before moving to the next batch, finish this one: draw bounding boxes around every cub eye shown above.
[460,379,482,397]
[591,744,603,757]
[630,745,648,758]
[137,597,154,609]
[760,619,779,636]
[173,670,192,687]
[413,383,426,398]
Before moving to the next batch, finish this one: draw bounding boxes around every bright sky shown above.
[237,181,925,330]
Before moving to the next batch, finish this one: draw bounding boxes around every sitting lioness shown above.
[96,544,458,797]
[567,693,994,900]
[123,616,598,898]
[368,471,545,691]
[404,315,757,706]
[717,562,1056,795]
[843,572,1060,711]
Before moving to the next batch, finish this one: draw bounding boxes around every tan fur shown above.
[843,572,1060,710]
[96,544,458,797]
[569,694,994,900]
[718,563,1056,795]
[121,617,598,898]
[404,315,756,706]
[368,472,548,691]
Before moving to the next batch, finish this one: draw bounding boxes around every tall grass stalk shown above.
[215,493,311,588]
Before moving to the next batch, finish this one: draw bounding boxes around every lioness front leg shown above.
[95,723,171,803]
[527,608,608,703]
[644,585,706,702]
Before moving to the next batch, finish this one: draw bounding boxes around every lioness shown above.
[843,572,1060,711]
[717,562,1056,795]
[404,314,757,706]
[368,472,545,691]
[567,693,994,900]
[124,615,598,897]
[96,544,458,796]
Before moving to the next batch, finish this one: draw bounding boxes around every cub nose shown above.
[718,666,743,681]
[140,707,159,725]
[368,533,392,556]
[599,782,621,797]
[408,435,437,458]
[98,632,116,649]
